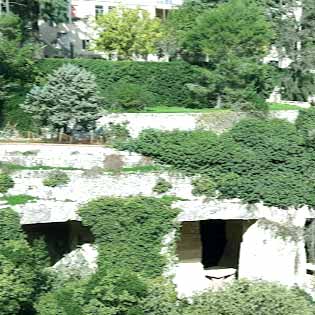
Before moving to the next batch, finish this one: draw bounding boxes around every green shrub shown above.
[0,172,14,193]
[21,64,102,134]
[100,121,130,145]
[37,59,204,108]
[295,107,315,147]
[183,280,314,315]
[117,129,221,174]
[0,207,24,243]
[79,196,179,277]
[43,171,70,187]
[119,118,315,208]
[4,194,37,205]
[0,208,50,315]
[192,176,217,197]
[153,178,173,194]
[104,80,156,111]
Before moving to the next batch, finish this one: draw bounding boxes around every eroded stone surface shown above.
[0,143,146,169]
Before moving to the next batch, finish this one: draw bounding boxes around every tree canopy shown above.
[94,6,163,60]
[21,64,102,134]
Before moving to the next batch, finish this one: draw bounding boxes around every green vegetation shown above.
[106,164,165,174]
[142,103,300,113]
[192,176,217,197]
[0,173,14,193]
[153,178,173,194]
[183,279,314,315]
[100,122,131,145]
[36,196,180,315]
[37,59,204,108]
[163,0,275,110]
[80,196,179,276]
[22,64,102,135]
[95,6,162,60]
[118,109,315,209]
[43,171,70,187]
[104,81,157,112]
[2,194,37,206]
[0,162,81,172]
[0,208,50,315]
[268,103,301,110]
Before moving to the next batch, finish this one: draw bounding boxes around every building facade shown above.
[39,0,183,59]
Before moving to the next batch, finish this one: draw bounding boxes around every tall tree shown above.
[258,0,315,101]
[21,64,102,134]
[7,0,69,39]
[175,0,275,109]
[94,6,162,60]
[0,13,37,83]
[161,0,227,59]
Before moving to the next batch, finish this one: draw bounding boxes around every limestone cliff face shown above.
[0,141,314,297]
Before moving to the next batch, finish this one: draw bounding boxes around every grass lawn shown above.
[2,194,38,205]
[137,103,301,113]
[268,103,301,110]
[105,165,167,174]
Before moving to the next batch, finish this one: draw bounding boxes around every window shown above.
[82,39,90,50]
[95,5,104,17]
[155,8,170,20]
[108,6,116,12]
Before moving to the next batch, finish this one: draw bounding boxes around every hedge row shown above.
[37,58,204,107]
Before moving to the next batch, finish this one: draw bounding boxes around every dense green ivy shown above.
[0,208,50,315]
[0,207,24,243]
[118,111,315,209]
[0,172,14,193]
[295,107,315,148]
[43,171,70,187]
[80,196,179,277]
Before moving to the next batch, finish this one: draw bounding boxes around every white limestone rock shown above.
[51,244,98,279]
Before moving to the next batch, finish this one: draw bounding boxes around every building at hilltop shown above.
[39,0,183,59]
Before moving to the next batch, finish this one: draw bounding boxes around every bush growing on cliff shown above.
[21,64,102,135]
[153,178,173,194]
[183,280,314,315]
[295,107,315,147]
[0,208,50,315]
[80,196,179,277]
[118,116,315,209]
[43,171,70,187]
[0,172,14,193]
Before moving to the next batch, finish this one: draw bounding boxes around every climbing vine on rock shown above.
[153,178,173,194]
[118,110,315,209]
[79,196,179,277]
[0,172,14,193]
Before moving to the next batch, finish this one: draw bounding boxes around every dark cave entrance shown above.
[22,220,94,264]
[200,219,227,268]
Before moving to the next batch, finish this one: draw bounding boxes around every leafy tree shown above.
[8,0,69,39]
[189,0,273,62]
[172,0,275,109]
[94,6,162,60]
[161,0,227,58]
[21,64,102,134]
[0,13,38,83]
[259,0,315,100]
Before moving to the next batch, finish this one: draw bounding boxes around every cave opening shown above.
[22,220,94,264]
